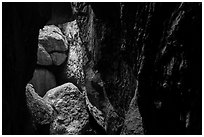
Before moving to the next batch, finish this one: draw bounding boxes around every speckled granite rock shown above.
[65,21,85,87]
[25,84,55,125]
[43,83,89,134]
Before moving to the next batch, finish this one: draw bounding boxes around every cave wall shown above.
[135,3,202,134]
[72,2,202,134]
[2,2,201,135]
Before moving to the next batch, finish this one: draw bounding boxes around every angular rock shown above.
[39,25,68,53]
[25,84,55,125]
[50,52,67,66]
[43,83,89,135]
[37,43,52,66]
[29,69,56,97]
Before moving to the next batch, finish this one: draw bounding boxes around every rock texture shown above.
[43,83,88,134]
[3,3,73,134]
[84,67,124,134]
[72,3,138,134]
[37,25,68,66]
[60,20,85,87]
[39,25,68,53]
[37,44,52,66]
[26,84,55,125]
[72,2,201,135]
[26,82,91,135]
[43,83,89,135]
[3,2,201,135]
[50,52,67,66]
[121,80,143,134]
[59,19,123,134]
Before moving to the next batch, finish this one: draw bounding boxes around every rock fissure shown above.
[3,2,201,135]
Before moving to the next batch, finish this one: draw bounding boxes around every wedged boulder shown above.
[37,44,52,66]
[25,84,55,125]
[50,52,67,66]
[29,69,56,97]
[38,25,68,53]
[43,83,89,135]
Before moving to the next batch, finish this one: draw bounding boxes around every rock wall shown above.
[72,2,201,134]
[3,2,201,135]
[26,19,107,134]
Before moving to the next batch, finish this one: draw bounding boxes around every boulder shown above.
[50,52,67,66]
[38,25,68,53]
[43,83,89,135]
[25,84,55,125]
[37,43,52,66]
[29,69,56,97]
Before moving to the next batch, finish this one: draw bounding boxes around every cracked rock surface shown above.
[26,83,90,135]
[38,25,68,53]
[26,84,55,125]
